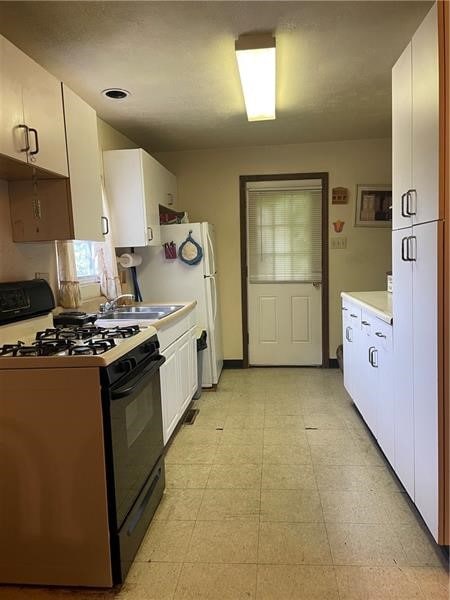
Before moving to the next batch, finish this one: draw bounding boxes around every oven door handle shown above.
[111,356,165,399]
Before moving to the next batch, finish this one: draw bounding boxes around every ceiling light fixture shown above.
[101,88,130,100]
[235,33,276,122]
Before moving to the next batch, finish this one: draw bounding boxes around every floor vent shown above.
[183,408,199,425]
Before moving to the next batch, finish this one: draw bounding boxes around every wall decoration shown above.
[332,187,349,204]
[333,220,345,233]
[355,184,392,227]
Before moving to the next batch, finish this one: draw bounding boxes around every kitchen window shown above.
[247,184,322,283]
[73,240,99,282]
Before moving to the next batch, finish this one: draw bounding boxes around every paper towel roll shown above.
[118,253,142,268]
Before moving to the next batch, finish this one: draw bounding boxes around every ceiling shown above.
[0,1,432,152]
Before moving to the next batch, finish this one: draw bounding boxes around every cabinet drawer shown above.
[373,319,393,351]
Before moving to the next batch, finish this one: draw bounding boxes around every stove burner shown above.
[68,338,116,356]
[68,345,96,356]
[0,342,25,356]
[34,339,74,355]
[36,326,105,342]
[17,346,42,357]
[100,325,140,339]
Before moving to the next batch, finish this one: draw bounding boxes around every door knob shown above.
[312,282,322,289]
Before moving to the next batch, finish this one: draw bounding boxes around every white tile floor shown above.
[1,368,448,599]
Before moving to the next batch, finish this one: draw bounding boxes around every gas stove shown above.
[0,281,158,368]
[0,324,142,357]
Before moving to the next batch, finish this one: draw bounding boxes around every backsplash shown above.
[0,179,58,290]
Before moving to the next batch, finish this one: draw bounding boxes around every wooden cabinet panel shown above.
[392,228,415,497]
[412,2,439,225]
[392,42,413,231]
[375,321,395,466]
[178,332,192,416]
[21,51,68,177]
[62,84,103,242]
[104,149,174,248]
[413,220,441,539]
[9,179,73,242]
[0,36,28,164]
[160,344,180,445]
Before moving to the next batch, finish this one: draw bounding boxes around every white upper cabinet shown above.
[392,3,439,230]
[412,3,439,225]
[0,34,68,177]
[62,84,104,241]
[392,43,413,231]
[103,148,177,248]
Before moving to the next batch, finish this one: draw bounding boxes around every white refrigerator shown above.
[138,222,223,387]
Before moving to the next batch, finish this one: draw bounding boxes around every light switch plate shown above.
[330,236,347,250]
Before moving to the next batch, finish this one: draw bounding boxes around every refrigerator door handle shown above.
[210,275,218,323]
[206,230,216,275]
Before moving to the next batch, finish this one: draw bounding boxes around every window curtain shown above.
[94,184,122,300]
[56,185,121,307]
[56,241,81,308]
[247,187,322,283]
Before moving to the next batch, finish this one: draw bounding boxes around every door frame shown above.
[239,172,330,368]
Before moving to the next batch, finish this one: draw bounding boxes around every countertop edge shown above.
[341,291,393,325]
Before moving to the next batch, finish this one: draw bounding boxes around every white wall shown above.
[155,138,392,360]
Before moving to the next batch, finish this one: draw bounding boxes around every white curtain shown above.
[95,185,122,300]
[56,241,81,308]
[56,185,121,306]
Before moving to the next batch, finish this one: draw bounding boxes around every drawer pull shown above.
[375,332,386,338]
[361,320,370,326]
[350,313,358,318]
[342,307,348,311]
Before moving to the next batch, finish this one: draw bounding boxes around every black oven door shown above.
[107,355,165,528]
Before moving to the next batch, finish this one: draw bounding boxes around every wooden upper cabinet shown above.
[392,43,413,231]
[0,34,68,177]
[103,149,176,248]
[412,2,439,225]
[0,36,29,165]
[392,3,440,229]
[10,87,105,242]
[62,84,104,242]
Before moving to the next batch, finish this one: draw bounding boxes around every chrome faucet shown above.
[99,293,135,314]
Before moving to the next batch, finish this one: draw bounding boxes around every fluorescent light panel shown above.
[235,34,276,122]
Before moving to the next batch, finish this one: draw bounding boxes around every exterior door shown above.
[247,180,323,366]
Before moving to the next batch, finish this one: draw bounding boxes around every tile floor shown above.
[1,368,448,599]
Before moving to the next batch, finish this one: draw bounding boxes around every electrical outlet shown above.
[35,272,50,281]
[330,237,347,250]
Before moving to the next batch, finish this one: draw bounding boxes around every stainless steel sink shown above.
[99,304,184,321]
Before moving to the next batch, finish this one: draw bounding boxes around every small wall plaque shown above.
[332,187,349,205]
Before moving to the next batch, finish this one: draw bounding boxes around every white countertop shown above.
[341,291,393,324]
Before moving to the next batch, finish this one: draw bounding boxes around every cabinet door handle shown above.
[407,235,416,261]
[148,226,153,241]
[345,326,352,342]
[401,192,408,218]
[406,189,416,216]
[18,124,30,152]
[401,237,409,261]
[375,332,386,338]
[101,216,109,235]
[28,128,40,155]
[372,348,379,368]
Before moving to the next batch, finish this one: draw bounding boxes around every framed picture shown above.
[355,184,392,227]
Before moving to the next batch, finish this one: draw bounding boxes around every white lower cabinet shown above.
[342,299,394,469]
[159,313,198,445]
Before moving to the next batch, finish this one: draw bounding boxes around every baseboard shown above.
[223,359,244,369]
[328,358,339,368]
